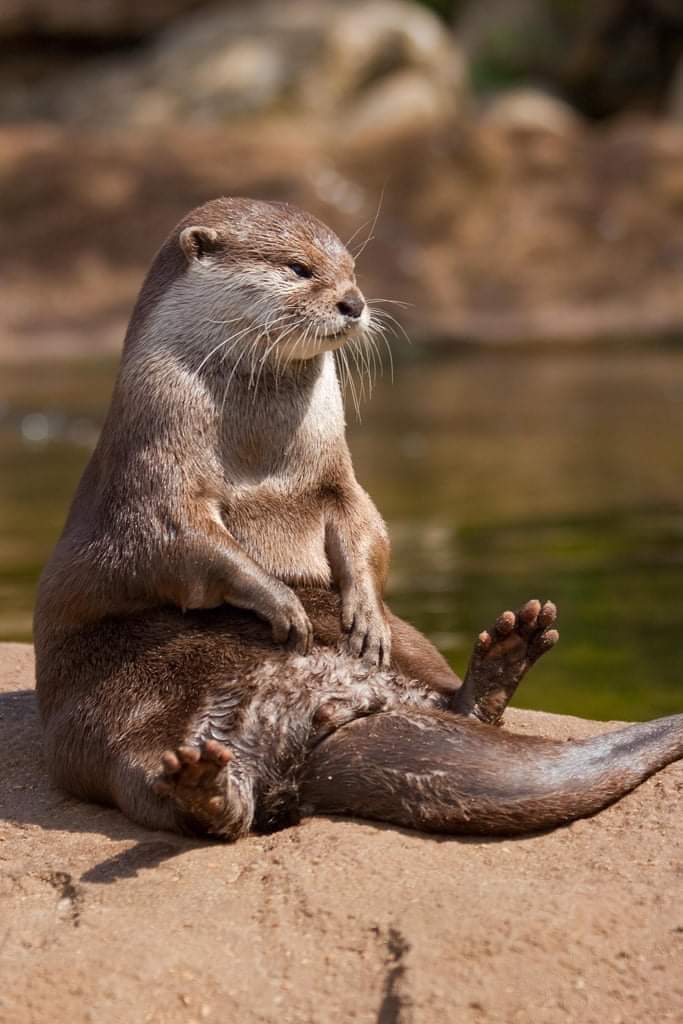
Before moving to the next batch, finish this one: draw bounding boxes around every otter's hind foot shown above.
[454,599,559,725]
[153,740,237,836]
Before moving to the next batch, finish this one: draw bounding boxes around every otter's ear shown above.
[179,225,221,263]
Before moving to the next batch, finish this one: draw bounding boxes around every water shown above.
[1,347,682,720]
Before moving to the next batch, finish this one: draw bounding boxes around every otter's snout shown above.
[337,289,365,320]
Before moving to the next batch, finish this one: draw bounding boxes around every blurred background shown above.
[1,0,682,718]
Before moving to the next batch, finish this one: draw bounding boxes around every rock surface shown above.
[1,642,681,1023]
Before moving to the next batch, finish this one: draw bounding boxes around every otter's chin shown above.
[278,326,362,361]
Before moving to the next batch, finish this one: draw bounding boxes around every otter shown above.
[34,198,682,840]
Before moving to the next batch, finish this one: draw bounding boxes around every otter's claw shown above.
[341,586,392,668]
[266,582,313,655]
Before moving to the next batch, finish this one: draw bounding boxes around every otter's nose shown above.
[337,291,365,319]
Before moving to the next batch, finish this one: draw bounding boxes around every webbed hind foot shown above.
[453,599,559,725]
[152,740,237,836]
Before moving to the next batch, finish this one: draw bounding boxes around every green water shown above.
[1,348,682,720]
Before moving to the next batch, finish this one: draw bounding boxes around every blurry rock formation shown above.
[0,1,466,134]
[1,0,683,357]
[458,0,683,119]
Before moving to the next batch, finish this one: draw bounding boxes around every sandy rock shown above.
[300,0,465,115]
[1,642,681,1023]
[476,87,583,179]
[481,87,582,138]
[344,69,459,145]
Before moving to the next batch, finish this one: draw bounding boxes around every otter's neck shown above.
[213,350,346,478]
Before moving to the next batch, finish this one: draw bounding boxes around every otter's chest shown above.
[222,478,332,587]
[214,353,345,585]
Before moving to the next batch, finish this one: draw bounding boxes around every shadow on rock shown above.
[79,839,192,884]
[0,688,203,883]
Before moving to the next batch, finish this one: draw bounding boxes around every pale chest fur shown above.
[215,352,347,587]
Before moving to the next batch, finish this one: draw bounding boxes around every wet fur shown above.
[35,588,683,839]
[36,591,449,838]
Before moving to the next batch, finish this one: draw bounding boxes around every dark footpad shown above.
[453,599,559,724]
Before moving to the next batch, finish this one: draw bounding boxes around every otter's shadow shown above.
[1,688,207,884]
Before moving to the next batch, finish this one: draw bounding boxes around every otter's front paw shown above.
[341,586,391,668]
[265,581,313,655]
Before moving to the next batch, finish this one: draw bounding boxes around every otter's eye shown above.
[288,262,313,279]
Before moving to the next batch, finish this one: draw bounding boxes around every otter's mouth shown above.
[325,323,361,342]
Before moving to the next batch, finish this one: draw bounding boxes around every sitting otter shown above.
[33,198,682,839]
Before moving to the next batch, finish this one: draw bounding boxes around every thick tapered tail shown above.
[300,710,683,835]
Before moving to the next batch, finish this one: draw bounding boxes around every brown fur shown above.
[35,197,417,671]
[34,198,683,841]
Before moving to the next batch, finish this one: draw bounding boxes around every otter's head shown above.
[173,197,370,364]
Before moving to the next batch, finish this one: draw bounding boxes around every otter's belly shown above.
[226,497,332,587]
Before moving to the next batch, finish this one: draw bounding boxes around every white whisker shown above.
[366,297,413,309]
[353,186,385,262]
[344,217,373,251]
[194,322,253,374]
[370,306,411,348]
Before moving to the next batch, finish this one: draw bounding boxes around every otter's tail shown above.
[300,711,683,835]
